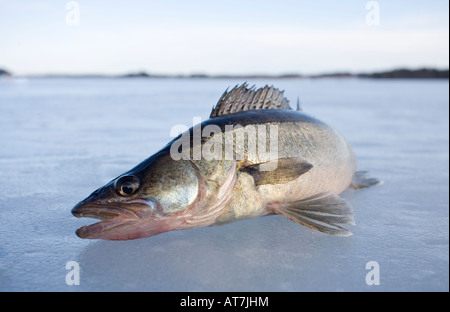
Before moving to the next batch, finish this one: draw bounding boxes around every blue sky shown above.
[0,0,448,75]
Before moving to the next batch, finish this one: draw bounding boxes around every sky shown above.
[0,0,448,75]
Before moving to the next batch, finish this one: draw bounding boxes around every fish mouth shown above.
[71,200,157,240]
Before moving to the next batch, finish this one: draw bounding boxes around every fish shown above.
[72,83,381,240]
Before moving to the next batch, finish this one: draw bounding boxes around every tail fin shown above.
[349,171,383,189]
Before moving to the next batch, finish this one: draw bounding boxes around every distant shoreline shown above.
[1,68,448,79]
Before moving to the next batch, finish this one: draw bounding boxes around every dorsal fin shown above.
[210,83,292,118]
[296,97,302,111]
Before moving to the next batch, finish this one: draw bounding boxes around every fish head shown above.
[72,153,202,240]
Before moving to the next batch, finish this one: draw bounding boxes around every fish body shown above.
[72,84,379,240]
[191,109,357,224]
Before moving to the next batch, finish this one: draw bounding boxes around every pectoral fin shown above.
[241,158,313,186]
[268,193,355,236]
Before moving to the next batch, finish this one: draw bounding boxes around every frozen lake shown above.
[0,77,448,291]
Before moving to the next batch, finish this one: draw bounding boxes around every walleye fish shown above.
[72,83,380,240]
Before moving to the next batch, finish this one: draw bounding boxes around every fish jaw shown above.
[71,200,188,240]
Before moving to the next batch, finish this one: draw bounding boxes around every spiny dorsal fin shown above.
[210,83,292,118]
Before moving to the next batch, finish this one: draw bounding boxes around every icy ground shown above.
[0,78,448,291]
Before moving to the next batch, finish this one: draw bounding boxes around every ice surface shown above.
[0,77,448,291]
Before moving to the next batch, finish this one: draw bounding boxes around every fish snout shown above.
[71,202,83,218]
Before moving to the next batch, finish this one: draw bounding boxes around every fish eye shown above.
[115,175,140,196]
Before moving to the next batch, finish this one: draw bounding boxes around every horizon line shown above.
[1,67,449,79]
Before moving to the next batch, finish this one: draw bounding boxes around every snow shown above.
[0,77,448,291]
